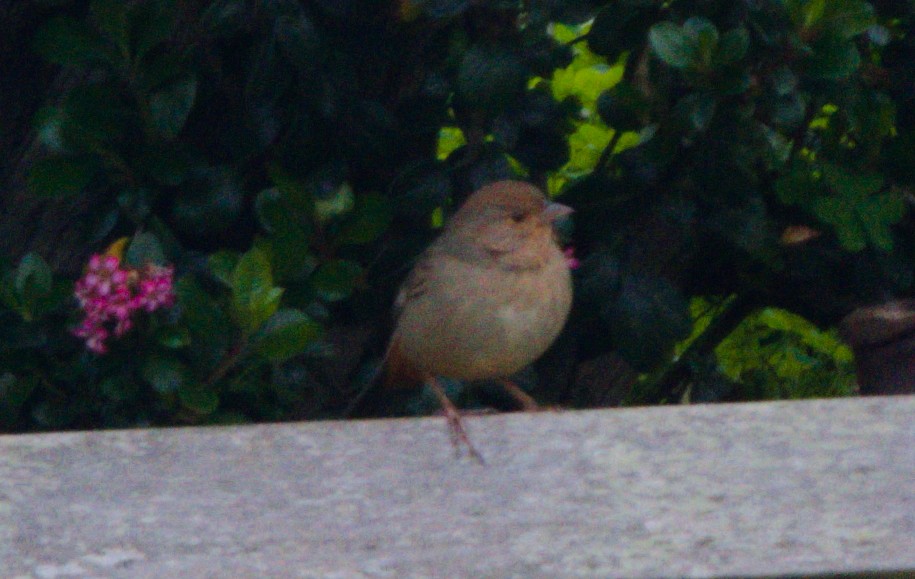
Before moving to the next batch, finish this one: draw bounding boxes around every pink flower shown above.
[73,320,109,354]
[135,265,176,312]
[72,254,176,354]
[563,247,580,270]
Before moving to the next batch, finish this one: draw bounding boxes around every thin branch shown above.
[641,294,758,404]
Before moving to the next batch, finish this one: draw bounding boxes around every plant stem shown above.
[642,294,757,404]
[204,341,246,387]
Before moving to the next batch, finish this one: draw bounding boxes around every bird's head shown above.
[444,181,573,270]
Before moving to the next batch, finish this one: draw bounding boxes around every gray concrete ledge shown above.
[2,396,914,578]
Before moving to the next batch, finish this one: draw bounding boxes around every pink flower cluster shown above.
[73,254,175,354]
[564,247,580,270]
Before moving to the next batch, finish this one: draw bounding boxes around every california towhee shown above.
[381,180,574,461]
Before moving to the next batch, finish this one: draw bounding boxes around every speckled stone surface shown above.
[2,397,913,578]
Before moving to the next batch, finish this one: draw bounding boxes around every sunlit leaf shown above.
[232,247,283,334]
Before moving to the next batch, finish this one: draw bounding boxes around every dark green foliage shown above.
[596,83,650,132]
[457,45,528,116]
[588,0,661,60]
[2,0,913,432]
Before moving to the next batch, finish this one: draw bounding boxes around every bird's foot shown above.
[500,380,566,413]
[500,380,540,411]
[427,378,485,464]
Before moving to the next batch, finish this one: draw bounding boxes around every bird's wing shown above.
[383,250,436,390]
[393,249,434,316]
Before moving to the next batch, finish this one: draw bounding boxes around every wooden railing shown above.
[3,396,913,577]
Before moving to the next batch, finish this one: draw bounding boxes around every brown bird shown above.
[380,180,574,461]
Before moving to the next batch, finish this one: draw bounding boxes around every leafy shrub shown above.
[2,0,912,431]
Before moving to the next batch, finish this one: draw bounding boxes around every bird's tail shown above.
[380,336,425,390]
[343,337,424,417]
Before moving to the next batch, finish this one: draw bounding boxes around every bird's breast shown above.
[493,259,571,347]
[396,250,572,381]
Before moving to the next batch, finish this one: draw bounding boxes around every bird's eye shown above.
[510,211,526,223]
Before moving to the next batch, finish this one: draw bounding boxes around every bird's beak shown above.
[542,201,574,223]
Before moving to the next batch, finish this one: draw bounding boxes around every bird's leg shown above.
[500,380,540,411]
[426,377,485,464]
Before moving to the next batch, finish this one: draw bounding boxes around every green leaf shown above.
[310,259,363,302]
[772,93,807,130]
[338,193,393,245]
[313,181,354,222]
[178,382,219,414]
[649,22,696,69]
[714,28,749,67]
[786,0,826,29]
[868,24,891,46]
[255,186,316,282]
[99,376,140,403]
[32,16,114,68]
[117,188,152,222]
[27,157,95,198]
[125,232,166,267]
[685,17,719,68]
[232,246,275,301]
[811,166,902,252]
[820,0,875,39]
[806,35,860,80]
[231,247,283,334]
[821,163,884,197]
[771,67,799,96]
[148,216,183,262]
[253,309,323,362]
[34,106,67,153]
[266,223,316,283]
[175,277,235,351]
[208,251,239,287]
[149,76,197,140]
[859,193,905,252]
[813,197,867,251]
[14,254,53,299]
[141,354,188,394]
